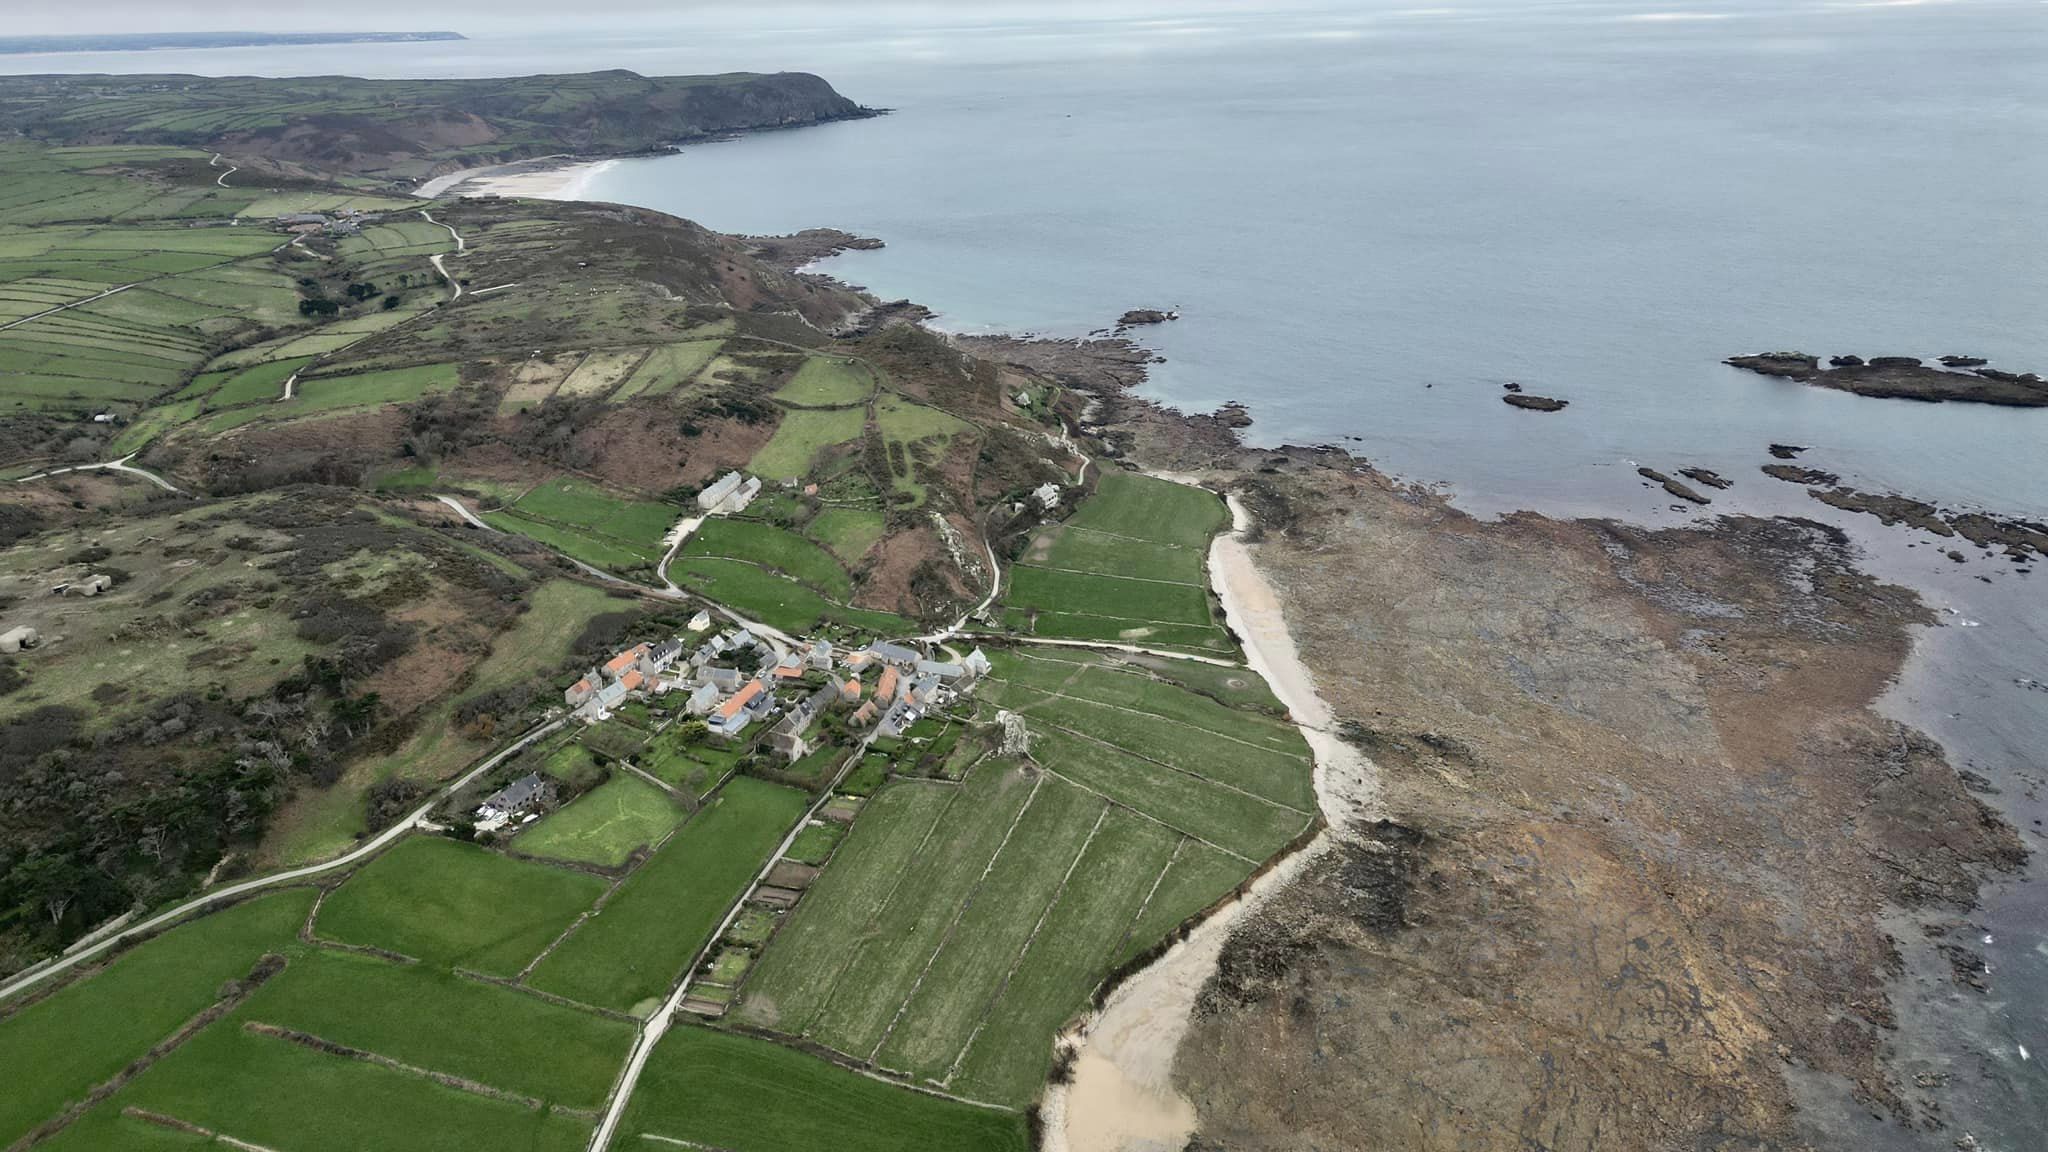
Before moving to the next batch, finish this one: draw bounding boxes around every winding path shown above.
[0,720,564,1004]
[15,454,181,493]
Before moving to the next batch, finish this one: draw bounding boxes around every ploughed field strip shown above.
[731,645,1315,1107]
[1001,469,1237,655]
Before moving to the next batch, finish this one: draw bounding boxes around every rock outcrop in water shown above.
[1503,393,1568,412]
[1726,352,2048,407]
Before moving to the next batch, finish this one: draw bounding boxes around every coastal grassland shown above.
[749,406,866,479]
[869,777,1103,1080]
[733,646,1311,1099]
[527,777,809,1014]
[180,356,312,409]
[34,1108,217,1150]
[775,355,873,406]
[681,518,853,599]
[805,505,887,563]
[205,362,459,433]
[977,670,1315,809]
[949,807,1180,1104]
[258,579,629,867]
[78,1021,592,1152]
[611,338,722,399]
[1001,470,1235,655]
[0,889,314,1148]
[805,764,1038,1060]
[785,819,847,866]
[986,645,1286,719]
[736,782,954,1034]
[511,772,684,868]
[621,1025,1028,1152]
[667,555,914,637]
[315,837,606,976]
[234,949,633,1109]
[233,191,419,218]
[555,348,646,398]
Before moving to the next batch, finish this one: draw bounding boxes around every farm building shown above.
[963,648,993,678]
[875,665,900,705]
[807,639,834,670]
[916,659,966,682]
[602,643,650,681]
[865,641,921,667]
[0,625,39,654]
[686,682,720,715]
[687,610,712,632]
[564,669,601,708]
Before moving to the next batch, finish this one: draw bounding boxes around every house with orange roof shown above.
[839,678,861,703]
[620,668,645,693]
[564,669,600,708]
[603,643,650,681]
[709,678,766,737]
[876,665,900,705]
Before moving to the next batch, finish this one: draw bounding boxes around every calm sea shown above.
[6,2,2043,1145]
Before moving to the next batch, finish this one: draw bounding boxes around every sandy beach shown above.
[1047,482,1380,1152]
[416,157,618,201]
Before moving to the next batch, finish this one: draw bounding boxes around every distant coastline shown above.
[0,31,465,56]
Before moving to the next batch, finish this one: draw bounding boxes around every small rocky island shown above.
[1503,392,1568,412]
[1726,353,2048,407]
[1116,308,1179,328]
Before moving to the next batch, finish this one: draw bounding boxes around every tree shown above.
[16,853,82,929]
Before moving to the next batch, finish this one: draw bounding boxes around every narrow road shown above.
[0,719,564,1004]
[429,253,462,301]
[279,371,299,401]
[589,730,891,1152]
[434,493,491,530]
[0,283,136,332]
[15,454,181,493]
[919,534,1002,644]
[419,209,466,252]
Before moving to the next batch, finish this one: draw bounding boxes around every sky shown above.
[4,1,1282,37]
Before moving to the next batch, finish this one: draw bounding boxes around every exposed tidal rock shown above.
[1638,467,1711,505]
[1503,393,1568,412]
[1117,308,1178,327]
[1768,443,1809,459]
[1762,463,1841,486]
[1939,355,1989,368]
[1678,467,1733,491]
[1727,351,2048,406]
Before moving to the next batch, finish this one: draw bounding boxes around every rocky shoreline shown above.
[1727,352,2048,407]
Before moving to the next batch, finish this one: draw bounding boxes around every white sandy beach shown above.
[416,158,618,201]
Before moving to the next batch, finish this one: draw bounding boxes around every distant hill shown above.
[0,32,466,54]
[0,70,872,181]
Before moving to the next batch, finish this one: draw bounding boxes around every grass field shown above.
[236,948,634,1110]
[612,338,721,399]
[99,1022,592,1152]
[750,407,866,480]
[316,837,607,976]
[207,362,459,432]
[1002,470,1236,655]
[512,773,683,868]
[483,476,678,573]
[667,555,914,638]
[775,355,873,406]
[622,1026,1028,1152]
[0,890,315,1148]
[736,644,1314,1104]
[528,777,809,1014]
[806,506,887,563]
[682,519,853,600]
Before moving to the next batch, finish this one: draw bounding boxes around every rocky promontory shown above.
[1726,353,2048,407]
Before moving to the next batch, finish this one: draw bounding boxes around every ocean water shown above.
[6,2,2045,1145]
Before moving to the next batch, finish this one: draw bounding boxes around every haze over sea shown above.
[7,2,2044,1144]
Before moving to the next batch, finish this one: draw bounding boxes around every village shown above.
[472,614,993,833]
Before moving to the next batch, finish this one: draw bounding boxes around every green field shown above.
[1002,470,1236,654]
[737,645,1314,1103]
[0,890,315,1148]
[512,772,683,868]
[750,407,866,480]
[683,518,853,600]
[482,475,678,573]
[316,837,606,976]
[611,338,721,399]
[235,949,634,1110]
[806,506,887,563]
[775,355,873,406]
[87,1021,592,1152]
[207,362,459,432]
[528,777,809,1014]
[621,1026,1028,1152]
[668,555,914,638]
